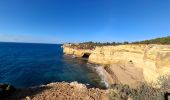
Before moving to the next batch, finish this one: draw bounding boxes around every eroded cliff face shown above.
[89,45,146,67]
[63,44,170,84]
[143,45,170,83]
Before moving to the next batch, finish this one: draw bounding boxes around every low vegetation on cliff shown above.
[66,36,170,49]
[109,76,170,100]
[132,36,170,44]
[66,41,128,49]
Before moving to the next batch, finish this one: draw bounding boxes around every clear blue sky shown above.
[0,0,170,43]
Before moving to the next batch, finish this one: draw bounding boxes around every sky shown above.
[0,0,170,43]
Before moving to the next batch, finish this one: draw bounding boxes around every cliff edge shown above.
[63,44,170,86]
[6,82,108,100]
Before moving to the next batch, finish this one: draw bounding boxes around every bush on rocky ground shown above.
[109,76,170,100]
[109,84,132,100]
[109,83,163,100]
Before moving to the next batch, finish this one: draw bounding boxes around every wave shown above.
[87,63,110,88]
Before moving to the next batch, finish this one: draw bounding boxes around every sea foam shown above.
[87,63,110,88]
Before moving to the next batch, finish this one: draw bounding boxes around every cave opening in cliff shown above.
[82,53,91,58]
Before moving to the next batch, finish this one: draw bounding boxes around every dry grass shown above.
[109,75,170,100]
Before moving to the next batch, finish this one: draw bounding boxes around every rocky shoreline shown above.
[2,43,170,100]
[63,44,170,87]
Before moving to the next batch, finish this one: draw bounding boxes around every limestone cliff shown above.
[63,44,92,57]
[63,44,170,84]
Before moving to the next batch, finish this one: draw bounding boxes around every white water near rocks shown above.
[87,63,110,88]
[63,55,110,88]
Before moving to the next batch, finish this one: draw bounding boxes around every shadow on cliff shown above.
[2,86,52,100]
[82,53,91,58]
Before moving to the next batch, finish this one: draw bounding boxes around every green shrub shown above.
[109,75,170,100]
[109,84,131,100]
[131,83,164,100]
[109,83,164,100]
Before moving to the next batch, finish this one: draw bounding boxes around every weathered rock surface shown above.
[63,45,92,57]
[5,82,108,100]
[63,44,170,84]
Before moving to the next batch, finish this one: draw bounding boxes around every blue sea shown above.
[0,42,105,88]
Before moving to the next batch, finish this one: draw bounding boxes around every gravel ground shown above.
[4,82,108,100]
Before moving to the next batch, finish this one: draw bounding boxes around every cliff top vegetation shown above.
[65,36,170,49]
[132,36,170,44]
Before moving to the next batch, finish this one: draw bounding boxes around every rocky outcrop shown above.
[63,45,92,57]
[0,84,15,99]
[6,82,108,100]
[63,44,170,84]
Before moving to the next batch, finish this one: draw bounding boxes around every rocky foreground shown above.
[4,82,108,100]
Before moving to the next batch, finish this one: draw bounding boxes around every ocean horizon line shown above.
[0,41,62,45]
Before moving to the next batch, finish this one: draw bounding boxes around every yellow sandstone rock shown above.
[63,44,170,84]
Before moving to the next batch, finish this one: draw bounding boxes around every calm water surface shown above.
[0,42,102,88]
